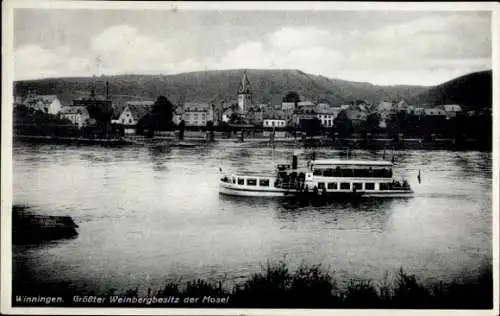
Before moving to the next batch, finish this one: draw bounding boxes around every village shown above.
[13,71,490,146]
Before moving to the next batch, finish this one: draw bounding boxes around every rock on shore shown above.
[12,205,78,244]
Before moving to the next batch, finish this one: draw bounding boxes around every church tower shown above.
[237,71,252,115]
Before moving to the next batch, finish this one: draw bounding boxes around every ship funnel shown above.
[292,155,298,170]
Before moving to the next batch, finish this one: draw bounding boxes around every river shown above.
[12,141,492,295]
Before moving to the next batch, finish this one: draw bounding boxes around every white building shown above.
[443,104,462,118]
[59,106,90,128]
[297,101,315,108]
[183,102,214,127]
[424,107,447,117]
[317,108,341,127]
[117,103,150,126]
[281,102,295,110]
[23,95,63,115]
[263,118,286,128]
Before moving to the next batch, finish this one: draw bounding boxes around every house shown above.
[442,104,462,118]
[317,108,341,128]
[112,100,154,124]
[344,108,368,123]
[117,103,151,126]
[23,95,63,115]
[59,106,90,128]
[182,102,214,127]
[297,101,316,110]
[72,92,113,123]
[317,103,331,111]
[377,101,395,112]
[263,118,286,128]
[173,106,184,125]
[407,107,426,116]
[282,102,295,110]
[293,108,318,126]
[424,107,447,117]
[396,99,409,111]
[115,103,151,135]
[263,110,286,129]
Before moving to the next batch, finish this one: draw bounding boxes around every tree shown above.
[178,120,185,140]
[150,96,174,131]
[283,91,301,106]
[300,118,322,137]
[334,111,354,137]
[230,112,239,124]
[363,112,381,134]
[206,120,214,141]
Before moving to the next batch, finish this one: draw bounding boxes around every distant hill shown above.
[13,69,428,107]
[13,69,491,109]
[408,70,492,111]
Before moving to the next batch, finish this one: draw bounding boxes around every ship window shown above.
[365,183,375,190]
[259,179,270,187]
[313,169,323,176]
[353,183,362,190]
[318,182,325,189]
[323,169,334,177]
[353,169,363,177]
[379,182,390,190]
[232,177,236,184]
[327,182,337,190]
[247,178,257,186]
[238,178,244,185]
[340,182,350,190]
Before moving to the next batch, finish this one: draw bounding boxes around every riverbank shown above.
[14,133,490,151]
[14,135,133,146]
[13,260,492,309]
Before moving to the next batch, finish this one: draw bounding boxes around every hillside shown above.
[408,70,492,111]
[14,69,428,107]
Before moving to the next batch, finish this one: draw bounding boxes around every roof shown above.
[112,104,127,119]
[298,101,315,107]
[443,104,462,111]
[126,100,155,107]
[263,116,286,121]
[345,109,368,120]
[317,108,341,115]
[237,71,252,95]
[60,106,89,115]
[311,159,393,167]
[126,104,150,120]
[377,101,394,111]
[24,95,59,105]
[184,102,211,112]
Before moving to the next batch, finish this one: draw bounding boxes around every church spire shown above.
[238,71,251,95]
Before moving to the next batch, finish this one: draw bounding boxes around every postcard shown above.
[1,1,498,315]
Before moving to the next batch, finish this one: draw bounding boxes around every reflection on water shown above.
[12,142,492,294]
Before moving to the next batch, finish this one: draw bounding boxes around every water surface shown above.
[12,142,492,294]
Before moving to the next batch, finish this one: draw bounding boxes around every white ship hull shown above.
[219,180,413,198]
[219,181,296,197]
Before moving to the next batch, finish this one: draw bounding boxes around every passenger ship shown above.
[219,156,414,198]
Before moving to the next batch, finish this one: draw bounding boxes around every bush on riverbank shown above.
[13,258,492,309]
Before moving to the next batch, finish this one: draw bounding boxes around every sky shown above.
[12,7,492,86]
